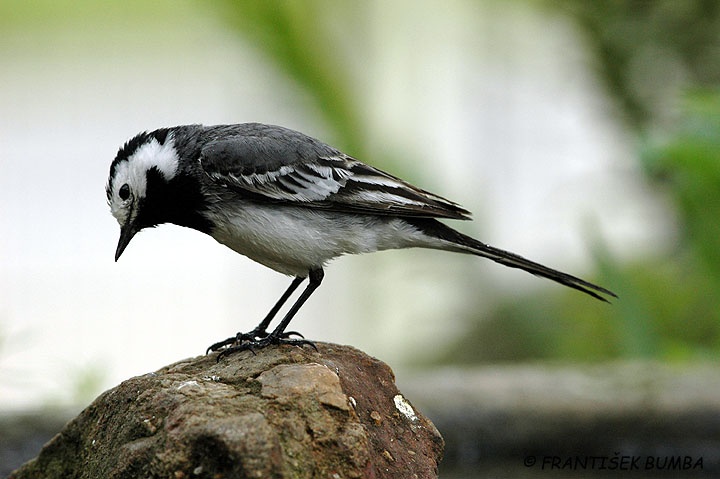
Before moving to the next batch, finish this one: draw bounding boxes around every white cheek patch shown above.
[109,134,180,224]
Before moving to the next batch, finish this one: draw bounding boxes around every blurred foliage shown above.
[542,0,720,130]
[0,0,193,32]
[437,253,720,363]
[435,2,720,364]
[434,91,720,365]
[645,92,720,279]
[210,1,369,158]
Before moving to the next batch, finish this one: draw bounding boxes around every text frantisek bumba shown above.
[523,454,703,471]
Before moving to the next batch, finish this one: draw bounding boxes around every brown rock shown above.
[9,343,443,479]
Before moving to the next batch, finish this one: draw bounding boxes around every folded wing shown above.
[199,126,471,220]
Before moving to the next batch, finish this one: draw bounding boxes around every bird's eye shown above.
[119,183,130,201]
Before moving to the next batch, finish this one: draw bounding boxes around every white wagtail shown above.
[107,123,615,358]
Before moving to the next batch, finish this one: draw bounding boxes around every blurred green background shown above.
[1,0,719,475]
[442,0,720,364]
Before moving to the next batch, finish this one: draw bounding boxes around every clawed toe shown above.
[206,336,236,354]
[279,330,304,339]
[205,328,267,354]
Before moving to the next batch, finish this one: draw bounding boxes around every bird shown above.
[106,123,616,358]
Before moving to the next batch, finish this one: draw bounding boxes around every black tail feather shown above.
[408,219,617,302]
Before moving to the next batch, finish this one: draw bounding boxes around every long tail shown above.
[407,218,617,302]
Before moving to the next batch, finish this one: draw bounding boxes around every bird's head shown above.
[106,128,180,261]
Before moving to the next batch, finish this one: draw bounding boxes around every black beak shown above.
[115,217,138,262]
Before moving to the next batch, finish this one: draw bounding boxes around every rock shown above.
[9,343,443,479]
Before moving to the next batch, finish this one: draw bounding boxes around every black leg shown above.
[215,268,324,360]
[248,276,306,337]
[266,268,323,340]
[206,276,306,354]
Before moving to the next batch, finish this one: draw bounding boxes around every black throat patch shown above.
[135,167,213,234]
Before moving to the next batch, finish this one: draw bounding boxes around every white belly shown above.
[205,202,434,277]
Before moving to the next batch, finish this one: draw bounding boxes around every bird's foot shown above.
[213,334,317,361]
[206,329,310,357]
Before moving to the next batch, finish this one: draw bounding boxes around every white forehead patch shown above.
[109,134,179,224]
